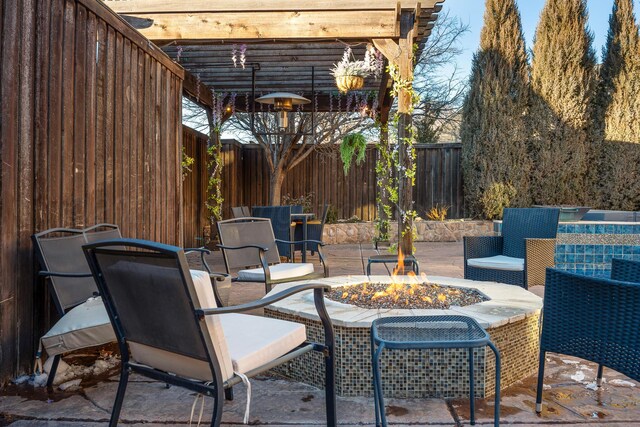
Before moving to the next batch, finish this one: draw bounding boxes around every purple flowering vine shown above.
[239,44,247,69]
[231,45,238,67]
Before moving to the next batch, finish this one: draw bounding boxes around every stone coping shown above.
[265,275,542,329]
[494,220,640,225]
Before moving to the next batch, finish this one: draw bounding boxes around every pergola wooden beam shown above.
[103,0,439,13]
[117,11,400,41]
[103,0,441,42]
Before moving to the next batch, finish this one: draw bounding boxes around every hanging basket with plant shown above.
[331,46,382,93]
[340,133,367,175]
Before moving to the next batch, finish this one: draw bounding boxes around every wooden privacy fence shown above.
[182,130,465,244]
[0,0,184,383]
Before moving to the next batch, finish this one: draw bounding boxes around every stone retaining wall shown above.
[322,220,493,245]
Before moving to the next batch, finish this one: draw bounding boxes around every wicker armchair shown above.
[535,263,640,413]
[252,206,297,259]
[464,208,560,288]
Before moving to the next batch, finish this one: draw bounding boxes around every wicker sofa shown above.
[463,208,560,288]
[535,259,640,413]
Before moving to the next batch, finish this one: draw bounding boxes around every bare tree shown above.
[227,111,373,204]
[412,10,470,143]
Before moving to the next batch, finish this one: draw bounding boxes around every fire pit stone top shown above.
[265,275,542,329]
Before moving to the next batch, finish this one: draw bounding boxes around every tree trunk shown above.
[269,167,285,206]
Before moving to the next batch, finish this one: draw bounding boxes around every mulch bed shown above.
[327,282,488,309]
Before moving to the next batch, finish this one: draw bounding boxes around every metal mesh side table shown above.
[366,254,420,275]
[370,315,501,427]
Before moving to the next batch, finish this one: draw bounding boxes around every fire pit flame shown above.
[365,249,444,304]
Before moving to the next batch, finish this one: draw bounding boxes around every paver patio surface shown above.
[1,242,638,426]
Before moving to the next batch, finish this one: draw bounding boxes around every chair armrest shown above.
[184,247,212,273]
[196,283,330,315]
[275,238,325,247]
[38,271,92,278]
[217,244,269,252]
[184,247,211,255]
[525,238,557,287]
[209,272,230,282]
[463,236,503,260]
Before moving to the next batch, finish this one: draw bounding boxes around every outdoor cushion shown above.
[220,313,306,374]
[237,262,314,282]
[41,297,115,357]
[467,255,524,271]
[127,270,306,381]
[128,270,235,382]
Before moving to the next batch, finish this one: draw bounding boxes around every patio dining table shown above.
[291,212,315,263]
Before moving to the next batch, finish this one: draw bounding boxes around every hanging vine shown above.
[374,122,397,246]
[205,90,227,227]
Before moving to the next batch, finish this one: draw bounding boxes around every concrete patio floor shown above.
[1,242,639,426]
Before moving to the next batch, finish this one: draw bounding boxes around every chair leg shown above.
[324,343,337,427]
[225,387,234,401]
[110,366,130,427]
[488,342,501,427]
[371,334,380,427]
[46,355,61,389]
[535,350,546,414]
[597,364,604,387]
[210,381,225,427]
[374,345,387,427]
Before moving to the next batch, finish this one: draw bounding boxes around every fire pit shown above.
[328,281,488,309]
[265,275,542,399]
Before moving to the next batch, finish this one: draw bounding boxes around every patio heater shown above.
[255,92,310,130]
[251,66,316,138]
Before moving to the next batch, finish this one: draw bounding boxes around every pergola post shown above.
[374,9,417,256]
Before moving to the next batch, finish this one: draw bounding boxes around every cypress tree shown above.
[529,0,597,206]
[597,0,640,210]
[460,0,531,218]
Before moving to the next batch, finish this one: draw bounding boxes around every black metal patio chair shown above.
[535,262,640,413]
[231,206,251,218]
[464,207,560,288]
[83,238,336,426]
[32,224,122,386]
[217,217,328,294]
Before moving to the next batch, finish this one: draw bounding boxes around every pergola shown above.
[104,0,446,253]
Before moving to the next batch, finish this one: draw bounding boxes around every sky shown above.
[440,0,639,81]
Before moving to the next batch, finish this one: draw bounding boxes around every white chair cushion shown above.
[237,262,314,282]
[127,271,306,381]
[467,255,524,271]
[220,313,306,374]
[41,297,116,357]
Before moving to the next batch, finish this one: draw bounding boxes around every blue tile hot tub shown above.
[494,212,640,277]
[554,222,640,277]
